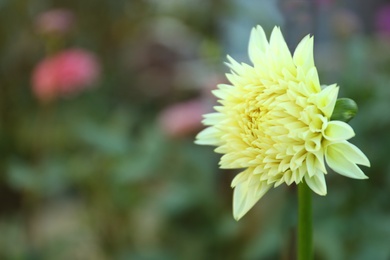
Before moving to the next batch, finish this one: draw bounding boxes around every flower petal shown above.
[269,27,293,67]
[305,67,321,93]
[293,35,314,71]
[313,84,339,118]
[232,173,271,220]
[195,127,222,146]
[312,150,327,173]
[305,153,316,177]
[248,25,268,63]
[323,121,355,141]
[202,112,225,126]
[325,142,369,179]
[226,55,244,75]
[304,172,327,195]
[220,152,252,169]
[328,141,370,167]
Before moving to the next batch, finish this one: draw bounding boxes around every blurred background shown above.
[0,0,389,259]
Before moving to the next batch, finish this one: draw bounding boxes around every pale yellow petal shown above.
[304,172,327,195]
[305,67,321,93]
[220,152,252,168]
[226,55,244,74]
[325,143,369,179]
[328,141,370,167]
[304,132,322,152]
[323,121,355,141]
[233,176,271,220]
[312,150,327,173]
[202,113,225,126]
[231,170,250,187]
[269,26,293,67]
[248,25,268,63]
[212,89,229,100]
[313,84,339,118]
[293,35,314,71]
[195,127,222,146]
[305,152,321,177]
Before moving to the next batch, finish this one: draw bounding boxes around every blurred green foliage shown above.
[0,0,389,259]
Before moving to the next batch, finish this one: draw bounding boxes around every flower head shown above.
[195,26,370,220]
[32,48,100,102]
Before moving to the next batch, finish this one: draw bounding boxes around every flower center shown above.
[240,100,262,144]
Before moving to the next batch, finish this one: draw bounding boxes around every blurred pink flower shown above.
[32,48,100,102]
[159,99,207,138]
[35,9,75,35]
[376,5,390,37]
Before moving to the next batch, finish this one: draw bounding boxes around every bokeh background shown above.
[0,0,389,259]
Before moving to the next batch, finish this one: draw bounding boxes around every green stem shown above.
[298,181,313,260]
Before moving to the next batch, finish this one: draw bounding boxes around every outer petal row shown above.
[195,126,222,146]
[293,35,314,72]
[325,141,370,179]
[232,170,272,220]
[313,84,339,118]
[248,25,268,64]
[323,120,355,141]
[305,172,327,195]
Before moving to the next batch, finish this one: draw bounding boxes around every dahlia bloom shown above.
[195,26,370,220]
[32,48,100,102]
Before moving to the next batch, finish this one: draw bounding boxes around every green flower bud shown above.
[330,98,358,122]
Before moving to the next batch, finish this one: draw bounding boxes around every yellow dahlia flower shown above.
[195,25,370,220]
